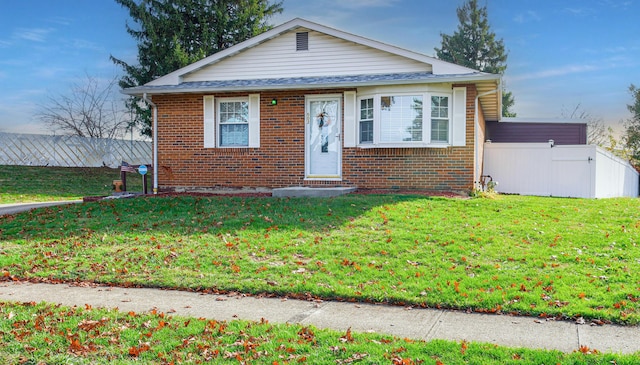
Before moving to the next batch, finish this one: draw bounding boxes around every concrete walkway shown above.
[0,281,638,354]
[0,200,82,216]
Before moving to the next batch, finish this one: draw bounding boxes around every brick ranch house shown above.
[123,18,504,193]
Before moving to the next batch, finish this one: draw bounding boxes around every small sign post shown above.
[138,165,148,195]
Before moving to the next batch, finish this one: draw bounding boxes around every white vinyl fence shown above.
[0,132,151,168]
[483,142,639,198]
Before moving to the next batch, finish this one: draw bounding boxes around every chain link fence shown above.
[0,132,151,168]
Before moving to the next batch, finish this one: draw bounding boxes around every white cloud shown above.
[33,66,71,79]
[15,27,55,42]
[47,16,72,26]
[510,64,600,81]
[333,0,400,9]
[280,0,400,19]
[70,39,105,52]
[599,0,634,9]
[513,10,541,24]
[563,7,596,16]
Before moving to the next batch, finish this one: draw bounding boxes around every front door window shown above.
[306,97,341,178]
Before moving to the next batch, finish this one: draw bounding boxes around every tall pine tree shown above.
[111,0,283,136]
[435,0,515,117]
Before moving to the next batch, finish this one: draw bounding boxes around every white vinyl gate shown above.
[483,142,639,198]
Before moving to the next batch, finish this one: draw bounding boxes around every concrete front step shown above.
[272,186,357,198]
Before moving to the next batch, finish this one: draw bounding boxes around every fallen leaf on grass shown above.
[576,345,599,355]
[336,352,369,364]
[128,343,151,357]
[339,327,354,343]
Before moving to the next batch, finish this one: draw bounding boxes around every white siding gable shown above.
[182,29,432,82]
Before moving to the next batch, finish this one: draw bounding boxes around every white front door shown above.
[306,96,342,179]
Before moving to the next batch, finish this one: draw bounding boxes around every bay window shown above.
[353,87,465,147]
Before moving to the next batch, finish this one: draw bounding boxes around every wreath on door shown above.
[317,111,327,128]
[316,111,330,153]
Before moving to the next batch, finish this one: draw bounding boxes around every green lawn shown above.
[1,193,639,325]
[0,165,143,204]
[0,301,633,365]
[2,166,640,361]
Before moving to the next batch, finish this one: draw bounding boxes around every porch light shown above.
[271,98,277,105]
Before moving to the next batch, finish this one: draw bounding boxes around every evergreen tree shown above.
[111,0,283,136]
[435,0,516,117]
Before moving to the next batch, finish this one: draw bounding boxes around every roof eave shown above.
[123,74,500,97]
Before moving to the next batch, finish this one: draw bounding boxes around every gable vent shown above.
[296,32,309,51]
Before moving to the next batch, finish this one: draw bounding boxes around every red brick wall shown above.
[152,85,478,192]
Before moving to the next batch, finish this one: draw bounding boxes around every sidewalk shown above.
[1,281,638,354]
[0,200,82,216]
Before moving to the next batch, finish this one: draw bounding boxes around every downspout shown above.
[474,88,499,190]
[142,93,158,194]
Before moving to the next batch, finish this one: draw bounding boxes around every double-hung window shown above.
[430,95,450,144]
[359,98,374,144]
[218,98,249,147]
[203,94,260,148]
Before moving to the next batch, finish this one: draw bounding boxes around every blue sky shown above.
[1,0,638,136]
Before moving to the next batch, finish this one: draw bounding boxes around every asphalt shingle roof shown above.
[124,71,491,94]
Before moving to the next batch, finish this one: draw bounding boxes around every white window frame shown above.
[377,93,425,144]
[203,94,260,149]
[358,97,374,144]
[356,92,437,148]
[429,93,452,145]
[217,97,249,147]
[353,86,465,148]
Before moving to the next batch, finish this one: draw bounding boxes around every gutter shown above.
[141,93,158,194]
[474,88,499,190]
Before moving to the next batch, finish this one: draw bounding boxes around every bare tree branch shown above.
[560,103,607,146]
[37,74,131,139]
